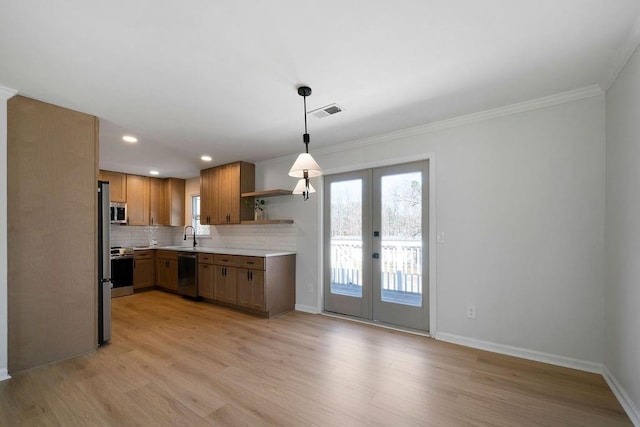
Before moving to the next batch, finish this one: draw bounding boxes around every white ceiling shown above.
[1,1,639,178]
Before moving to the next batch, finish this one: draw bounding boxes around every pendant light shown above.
[289,86,322,200]
[292,178,316,199]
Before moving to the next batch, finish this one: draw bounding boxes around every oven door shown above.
[111,257,134,297]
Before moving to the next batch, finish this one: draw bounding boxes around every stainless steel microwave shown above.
[110,202,127,224]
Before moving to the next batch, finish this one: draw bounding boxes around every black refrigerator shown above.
[98,181,112,345]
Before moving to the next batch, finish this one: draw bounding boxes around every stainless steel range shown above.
[110,247,134,297]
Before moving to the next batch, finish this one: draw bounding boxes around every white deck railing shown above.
[330,238,422,294]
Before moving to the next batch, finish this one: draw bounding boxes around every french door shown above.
[323,161,429,331]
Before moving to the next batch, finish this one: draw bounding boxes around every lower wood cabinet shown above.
[237,268,265,311]
[197,253,214,299]
[212,253,295,317]
[133,250,155,289]
[214,264,238,305]
[150,249,295,317]
[156,250,178,292]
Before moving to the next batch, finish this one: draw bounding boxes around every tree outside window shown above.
[192,195,210,236]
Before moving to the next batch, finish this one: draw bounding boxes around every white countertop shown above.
[136,246,295,257]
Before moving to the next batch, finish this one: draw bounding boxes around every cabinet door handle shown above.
[247,270,250,280]
[151,217,153,225]
[250,271,253,280]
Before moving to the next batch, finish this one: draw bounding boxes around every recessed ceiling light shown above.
[201,155,212,161]
[122,135,138,143]
[149,170,160,176]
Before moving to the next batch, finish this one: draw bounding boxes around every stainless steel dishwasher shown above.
[178,252,198,297]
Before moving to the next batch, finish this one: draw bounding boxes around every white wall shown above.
[604,44,640,421]
[257,92,606,365]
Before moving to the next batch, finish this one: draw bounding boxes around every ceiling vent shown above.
[309,103,344,119]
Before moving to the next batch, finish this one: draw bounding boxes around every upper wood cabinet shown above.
[200,161,254,225]
[148,177,185,226]
[200,167,218,225]
[166,178,185,227]
[108,173,184,226]
[98,170,127,203]
[126,175,150,225]
[149,177,167,226]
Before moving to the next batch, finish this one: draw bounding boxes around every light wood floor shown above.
[0,290,631,426]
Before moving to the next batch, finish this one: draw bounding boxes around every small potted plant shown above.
[253,198,266,221]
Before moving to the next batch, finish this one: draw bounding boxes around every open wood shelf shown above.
[241,189,292,198]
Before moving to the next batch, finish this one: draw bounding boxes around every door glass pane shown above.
[330,179,363,298]
[380,172,422,307]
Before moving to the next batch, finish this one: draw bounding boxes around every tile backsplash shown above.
[110,225,176,248]
[175,224,297,251]
[111,224,297,251]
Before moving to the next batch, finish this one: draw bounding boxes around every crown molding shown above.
[259,84,604,167]
[0,86,18,100]
[601,14,640,92]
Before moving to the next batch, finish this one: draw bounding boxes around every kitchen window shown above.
[192,195,210,236]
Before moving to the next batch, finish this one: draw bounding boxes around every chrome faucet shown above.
[183,226,197,248]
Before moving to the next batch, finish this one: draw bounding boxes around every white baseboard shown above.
[0,368,10,382]
[603,365,640,426]
[435,332,602,374]
[295,304,320,314]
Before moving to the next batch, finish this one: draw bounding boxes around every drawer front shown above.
[156,250,178,261]
[238,256,264,270]
[214,254,239,267]
[134,250,154,260]
[198,253,215,264]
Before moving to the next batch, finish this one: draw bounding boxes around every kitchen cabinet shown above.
[237,256,266,311]
[200,167,217,226]
[200,161,255,225]
[210,252,295,317]
[126,175,150,225]
[156,250,178,292]
[126,175,185,226]
[166,178,185,226]
[149,177,167,226]
[213,254,238,304]
[98,170,127,203]
[197,253,214,299]
[133,250,155,289]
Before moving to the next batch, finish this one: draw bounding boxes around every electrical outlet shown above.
[436,232,445,243]
[466,305,477,319]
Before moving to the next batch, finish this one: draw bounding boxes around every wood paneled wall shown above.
[7,96,98,373]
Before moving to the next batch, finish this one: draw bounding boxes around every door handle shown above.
[372,253,380,259]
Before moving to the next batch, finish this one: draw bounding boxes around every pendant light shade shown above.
[288,153,322,178]
[292,179,316,194]
[289,85,322,200]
